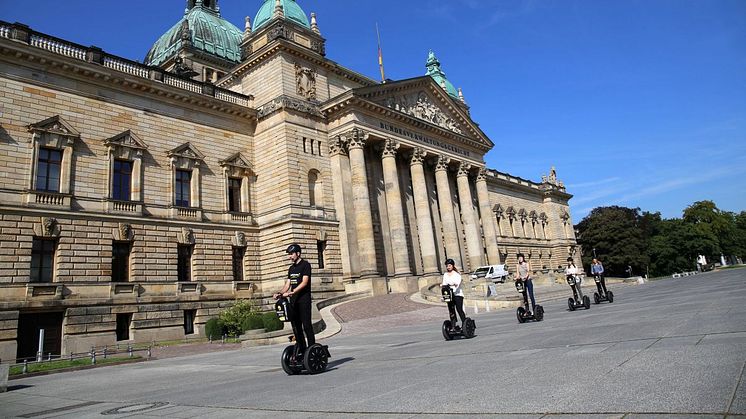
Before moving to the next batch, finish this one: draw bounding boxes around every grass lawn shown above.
[10,356,142,376]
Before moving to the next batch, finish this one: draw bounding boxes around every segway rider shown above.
[441,259,466,332]
[565,257,581,297]
[274,244,314,358]
[515,253,536,312]
[591,258,608,295]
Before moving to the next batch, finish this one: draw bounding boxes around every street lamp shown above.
[592,248,596,258]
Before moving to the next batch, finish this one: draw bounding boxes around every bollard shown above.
[22,360,28,374]
[128,344,133,358]
[221,334,226,345]
[91,349,96,365]
[47,353,51,361]
[147,347,151,359]
[103,347,107,359]
[209,335,212,344]
[69,352,73,361]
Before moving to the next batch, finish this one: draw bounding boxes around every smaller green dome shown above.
[425,51,459,100]
[254,0,310,31]
[145,4,243,67]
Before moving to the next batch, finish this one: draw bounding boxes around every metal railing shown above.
[4,343,152,375]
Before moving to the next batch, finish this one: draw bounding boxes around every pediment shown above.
[103,130,148,150]
[27,115,80,138]
[219,152,253,170]
[167,142,205,161]
[349,77,493,149]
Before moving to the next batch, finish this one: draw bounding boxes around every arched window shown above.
[308,170,323,207]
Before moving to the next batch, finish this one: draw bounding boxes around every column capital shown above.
[409,147,427,166]
[343,127,368,150]
[435,155,451,172]
[328,135,348,156]
[457,162,472,178]
[476,167,489,182]
[381,139,399,159]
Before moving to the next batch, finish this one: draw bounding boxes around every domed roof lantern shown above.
[425,50,459,100]
[253,0,311,31]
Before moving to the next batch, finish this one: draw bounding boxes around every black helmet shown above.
[286,243,302,254]
[445,258,455,266]
[567,257,574,262]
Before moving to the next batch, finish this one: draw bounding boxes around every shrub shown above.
[241,314,265,333]
[205,318,224,340]
[262,311,284,332]
[219,299,255,337]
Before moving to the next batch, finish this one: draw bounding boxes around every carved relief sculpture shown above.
[383,91,462,134]
[295,63,317,101]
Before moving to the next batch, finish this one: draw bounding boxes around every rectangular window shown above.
[31,238,55,283]
[184,310,196,335]
[228,178,242,213]
[112,159,133,201]
[175,169,192,207]
[318,141,322,156]
[303,137,307,153]
[310,139,315,155]
[177,244,193,282]
[112,242,131,282]
[317,240,326,269]
[116,313,132,341]
[232,246,246,281]
[35,148,62,192]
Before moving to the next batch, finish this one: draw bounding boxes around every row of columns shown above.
[330,128,501,282]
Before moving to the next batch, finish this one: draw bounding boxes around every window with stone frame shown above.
[31,238,56,283]
[111,241,131,283]
[168,143,205,212]
[103,131,147,211]
[35,147,62,192]
[26,116,79,208]
[219,153,254,218]
[232,246,246,281]
[317,240,327,269]
[175,169,192,207]
[308,169,323,207]
[184,310,197,335]
[177,244,193,282]
[116,313,132,341]
[112,160,133,201]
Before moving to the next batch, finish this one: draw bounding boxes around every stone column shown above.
[456,163,484,271]
[329,136,359,278]
[434,155,461,264]
[476,168,500,265]
[410,148,439,276]
[345,128,377,278]
[380,140,412,277]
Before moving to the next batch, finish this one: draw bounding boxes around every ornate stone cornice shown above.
[343,128,368,150]
[381,139,399,159]
[256,94,323,119]
[457,162,472,178]
[409,147,427,166]
[328,135,348,156]
[435,155,451,172]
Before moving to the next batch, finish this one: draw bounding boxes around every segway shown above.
[275,297,331,375]
[592,275,614,304]
[515,280,544,323]
[440,286,476,340]
[566,275,591,311]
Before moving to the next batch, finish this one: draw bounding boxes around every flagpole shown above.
[376,22,386,83]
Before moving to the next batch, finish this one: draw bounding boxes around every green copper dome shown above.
[145,2,243,67]
[254,0,310,31]
[425,51,459,100]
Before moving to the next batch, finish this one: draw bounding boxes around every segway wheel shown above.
[568,298,576,311]
[463,318,476,338]
[593,292,600,304]
[516,307,526,324]
[534,305,544,321]
[583,295,591,309]
[607,291,614,303]
[303,343,329,374]
[442,320,454,340]
[281,345,301,375]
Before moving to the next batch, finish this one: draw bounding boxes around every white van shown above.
[471,265,509,283]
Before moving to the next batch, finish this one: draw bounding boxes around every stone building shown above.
[0,0,579,361]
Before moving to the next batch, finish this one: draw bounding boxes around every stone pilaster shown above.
[329,136,359,279]
[345,128,378,278]
[457,163,484,271]
[434,155,461,265]
[476,168,500,265]
[380,140,412,278]
[409,148,439,276]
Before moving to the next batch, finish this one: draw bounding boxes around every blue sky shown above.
[2,0,745,221]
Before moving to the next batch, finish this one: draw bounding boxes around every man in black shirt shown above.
[274,243,315,357]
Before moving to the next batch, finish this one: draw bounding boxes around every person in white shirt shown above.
[441,258,466,332]
[565,257,582,299]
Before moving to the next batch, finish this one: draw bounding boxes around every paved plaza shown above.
[1,270,745,418]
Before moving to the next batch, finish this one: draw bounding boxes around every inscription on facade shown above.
[378,122,471,157]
